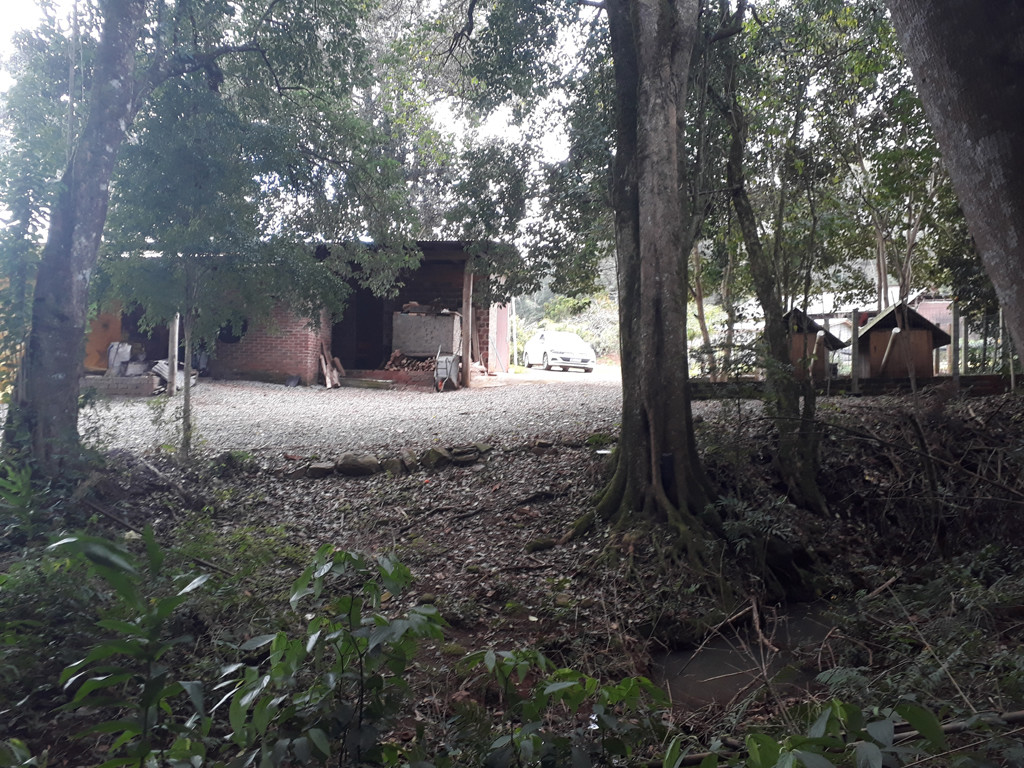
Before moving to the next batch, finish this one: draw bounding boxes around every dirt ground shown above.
[6,379,1024,763]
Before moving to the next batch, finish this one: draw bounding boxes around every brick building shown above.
[83,241,510,387]
[206,305,332,385]
[211,241,510,385]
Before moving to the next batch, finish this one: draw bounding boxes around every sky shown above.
[1,0,51,90]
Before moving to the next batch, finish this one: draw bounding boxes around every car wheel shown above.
[583,367,593,373]
[523,352,531,368]
[543,353,552,371]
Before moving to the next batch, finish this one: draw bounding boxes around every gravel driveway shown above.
[78,366,625,459]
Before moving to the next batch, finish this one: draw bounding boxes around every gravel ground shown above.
[76,366,626,459]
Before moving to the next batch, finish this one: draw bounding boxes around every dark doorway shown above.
[333,288,388,369]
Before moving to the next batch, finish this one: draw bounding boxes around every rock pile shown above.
[274,442,492,479]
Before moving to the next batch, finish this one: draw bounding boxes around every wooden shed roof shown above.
[858,303,952,349]
[783,308,848,351]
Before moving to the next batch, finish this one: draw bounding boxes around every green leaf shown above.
[663,734,684,768]
[895,702,948,751]
[239,634,278,651]
[308,727,331,757]
[865,718,894,748]
[542,680,580,695]
[70,673,133,704]
[854,742,883,768]
[95,618,147,637]
[143,524,164,575]
[228,691,246,742]
[82,542,138,574]
[791,750,835,768]
[179,680,205,717]
[808,708,834,739]
[747,733,782,768]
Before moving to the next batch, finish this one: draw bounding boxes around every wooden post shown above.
[951,300,960,385]
[167,313,180,396]
[511,297,518,367]
[1002,308,1016,391]
[962,314,970,376]
[460,264,473,388]
[850,308,860,394]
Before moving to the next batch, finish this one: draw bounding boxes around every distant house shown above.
[783,308,847,380]
[855,302,952,379]
[208,241,510,386]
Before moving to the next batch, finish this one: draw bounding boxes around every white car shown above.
[523,331,596,372]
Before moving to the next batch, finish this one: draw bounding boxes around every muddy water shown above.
[653,608,836,708]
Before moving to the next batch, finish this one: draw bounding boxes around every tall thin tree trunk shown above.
[723,54,827,514]
[180,313,195,460]
[690,245,719,380]
[5,0,146,472]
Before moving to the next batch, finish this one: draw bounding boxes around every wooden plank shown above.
[320,353,335,387]
[461,267,473,387]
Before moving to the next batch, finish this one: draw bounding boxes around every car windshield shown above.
[547,332,586,347]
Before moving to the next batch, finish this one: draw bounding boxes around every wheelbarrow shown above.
[434,346,461,392]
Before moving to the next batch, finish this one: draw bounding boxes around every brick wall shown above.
[209,305,331,385]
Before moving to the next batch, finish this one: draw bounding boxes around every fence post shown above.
[167,313,180,397]
[851,308,860,395]
[951,300,960,386]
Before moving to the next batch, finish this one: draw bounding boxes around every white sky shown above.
[1,0,61,91]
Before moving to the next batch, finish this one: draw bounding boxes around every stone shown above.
[451,450,479,466]
[283,464,308,479]
[335,452,381,476]
[400,447,420,473]
[306,462,336,479]
[382,457,407,476]
[420,446,452,469]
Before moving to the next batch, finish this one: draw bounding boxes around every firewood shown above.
[332,356,346,378]
[320,353,335,388]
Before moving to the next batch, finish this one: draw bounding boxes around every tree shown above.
[451,0,715,539]
[1,0,378,473]
[885,1,1024,356]
[0,8,89,393]
[593,0,717,534]
[99,76,349,458]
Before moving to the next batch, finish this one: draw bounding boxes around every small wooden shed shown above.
[856,303,951,379]
[783,308,847,380]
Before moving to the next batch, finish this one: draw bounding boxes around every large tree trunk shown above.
[4,0,146,472]
[597,0,714,541]
[886,1,1024,355]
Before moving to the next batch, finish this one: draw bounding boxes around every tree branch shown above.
[710,0,747,43]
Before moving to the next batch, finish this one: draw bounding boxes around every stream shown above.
[653,606,837,708]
